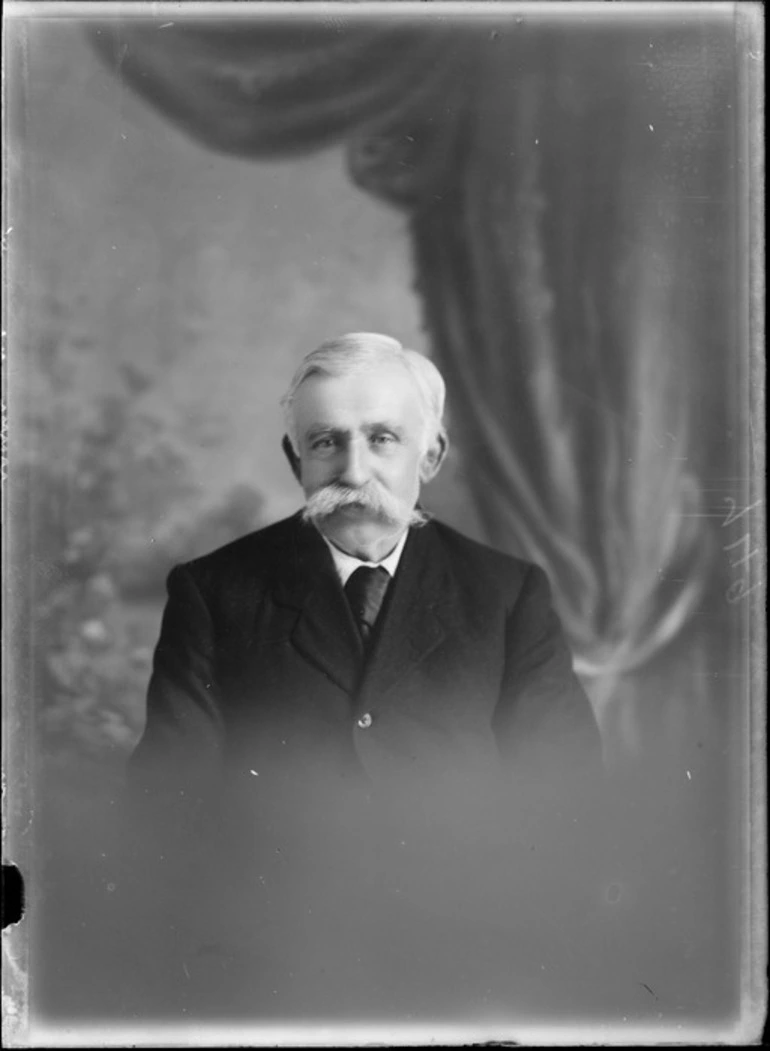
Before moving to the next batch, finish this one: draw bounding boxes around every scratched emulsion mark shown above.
[0,396,7,484]
[1,865,27,1045]
[721,497,764,604]
[639,981,659,1001]
[605,882,622,905]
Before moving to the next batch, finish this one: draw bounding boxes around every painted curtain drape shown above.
[89,14,737,743]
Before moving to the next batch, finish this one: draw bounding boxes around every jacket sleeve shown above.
[494,563,603,782]
[127,564,226,816]
[114,565,228,1001]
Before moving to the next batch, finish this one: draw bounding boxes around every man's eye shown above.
[311,437,336,450]
[371,433,396,446]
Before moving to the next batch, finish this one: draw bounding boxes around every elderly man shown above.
[124,333,603,1019]
[131,331,600,806]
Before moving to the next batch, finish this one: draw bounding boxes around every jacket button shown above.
[356,713,373,729]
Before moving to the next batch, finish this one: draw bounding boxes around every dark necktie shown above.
[344,566,391,645]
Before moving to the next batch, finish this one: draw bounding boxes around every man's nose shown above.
[338,438,371,487]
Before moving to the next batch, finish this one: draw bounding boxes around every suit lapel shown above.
[270,515,363,696]
[359,523,449,702]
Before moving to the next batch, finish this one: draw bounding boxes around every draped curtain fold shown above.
[89,19,463,156]
[89,15,733,733]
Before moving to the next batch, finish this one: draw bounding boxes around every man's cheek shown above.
[302,465,327,490]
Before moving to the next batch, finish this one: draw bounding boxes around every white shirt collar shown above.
[320,529,409,587]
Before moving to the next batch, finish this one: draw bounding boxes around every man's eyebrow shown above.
[305,425,348,440]
[364,422,406,436]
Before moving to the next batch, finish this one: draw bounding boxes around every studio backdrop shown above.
[4,4,760,1039]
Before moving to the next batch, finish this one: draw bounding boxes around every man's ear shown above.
[419,432,448,483]
[282,435,302,483]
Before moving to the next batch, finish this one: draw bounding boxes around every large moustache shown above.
[302,482,428,528]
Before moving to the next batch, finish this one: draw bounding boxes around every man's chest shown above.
[210,591,510,784]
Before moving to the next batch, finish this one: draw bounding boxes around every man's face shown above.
[291,363,440,554]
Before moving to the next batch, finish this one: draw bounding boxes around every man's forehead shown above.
[293,364,423,413]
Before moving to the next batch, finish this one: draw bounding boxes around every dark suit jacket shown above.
[121,512,605,1017]
[130,512,600,809]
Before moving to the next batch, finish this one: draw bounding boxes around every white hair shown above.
[281,332,447,454]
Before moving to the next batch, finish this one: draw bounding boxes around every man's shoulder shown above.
[177,513,301,583]
[428,519,539,592]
